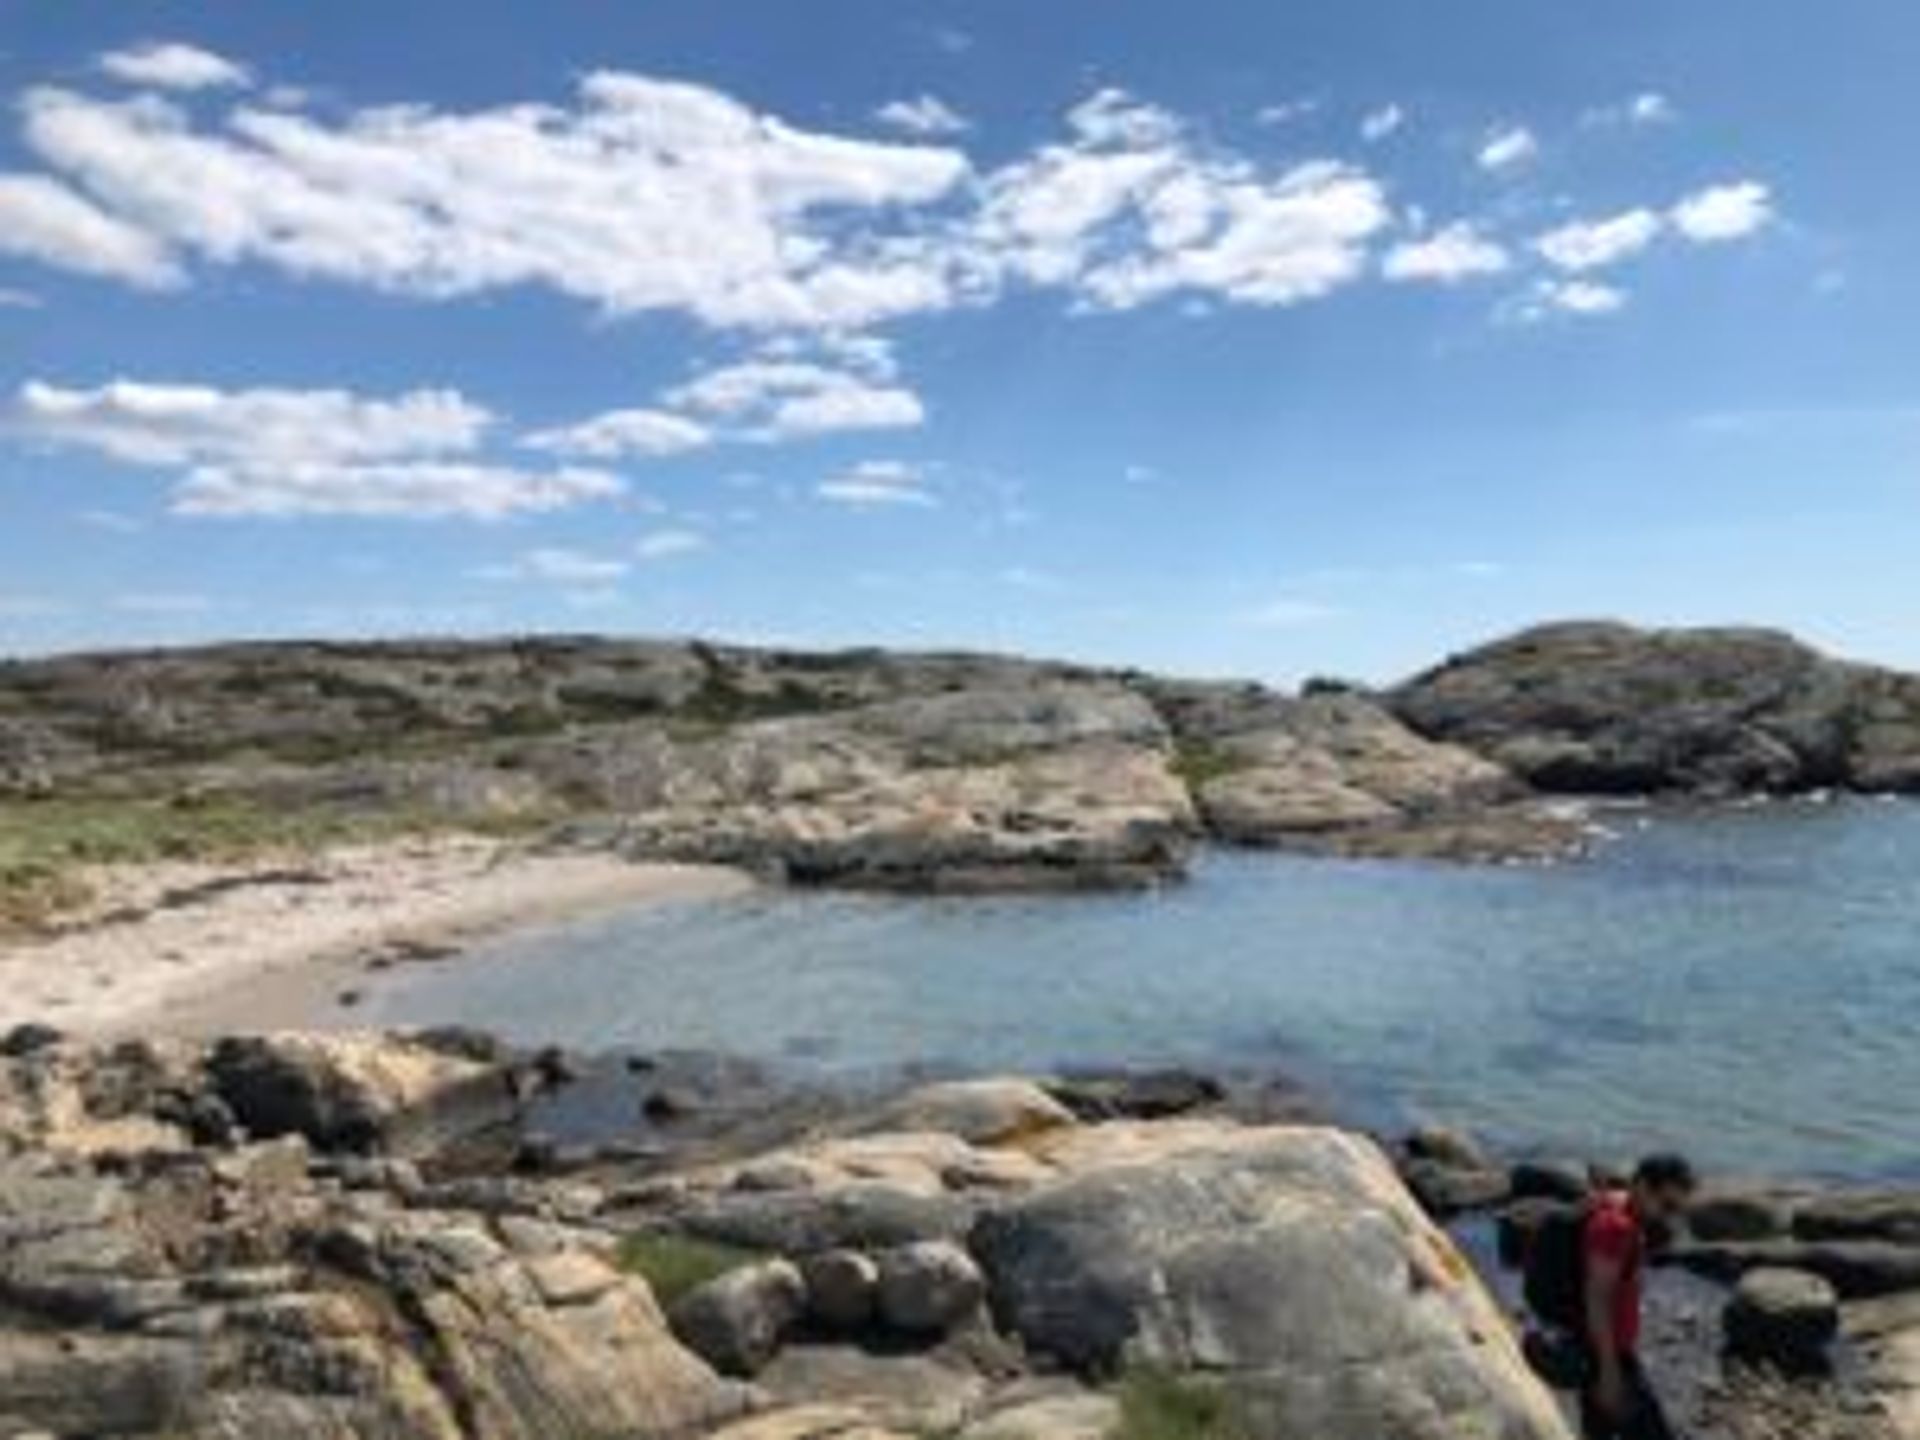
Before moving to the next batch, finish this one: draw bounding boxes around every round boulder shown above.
[800,1249,879,1331]
[875,1241,985,1336]
[1724,1267,1839,1372]
[667,1259,806,1377]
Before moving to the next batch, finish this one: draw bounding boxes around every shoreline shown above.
[0,834,755,1039]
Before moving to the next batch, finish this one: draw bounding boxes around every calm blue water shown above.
[365,800,1920,1181]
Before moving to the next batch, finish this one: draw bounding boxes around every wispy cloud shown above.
[1583,92,1676,129]
[1359,104,1405,142]
[1671,181,1772,242]
[1477,126,1538,172]
[874,95,970,137]
[99,42,251,92]
[635,528,707,559]
[818,459,935,508]
[1535,209,1663,271]
[474,547,629,584]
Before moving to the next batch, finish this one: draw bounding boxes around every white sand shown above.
[0,836,753,1037]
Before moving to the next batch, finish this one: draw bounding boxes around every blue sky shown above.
[1,1,1916,683]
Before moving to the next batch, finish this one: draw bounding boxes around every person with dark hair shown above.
[1579,1153,1697,1439]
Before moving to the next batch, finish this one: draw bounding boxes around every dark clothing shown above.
[1579,1353,1676,1440]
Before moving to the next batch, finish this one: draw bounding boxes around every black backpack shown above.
[1522,1202,1590,1331]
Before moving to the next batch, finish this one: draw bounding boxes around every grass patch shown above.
[1117,1369,1252,1440]
[1169,742,1248,791]
[615,1232,765,1308]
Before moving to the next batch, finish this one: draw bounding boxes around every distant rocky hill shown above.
[1390,621,1920,797]
[2,622,1916,899]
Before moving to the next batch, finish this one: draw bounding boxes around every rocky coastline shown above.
[5,621,1917,926]
[0,1026,1914,1439]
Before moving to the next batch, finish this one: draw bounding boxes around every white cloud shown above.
[475,547,629,583]
[1382,222,1509,283]
[0,173,181,287]
[13,377,622,519]
[14,76,970,329]
[635,528,706,559]
[1671,181,1772,242]
[1477,126,1538,172]
[1507,278,1629,322]
[1534,208,1663,271]
[1360,104,1404,142]
[874,95,970,137]
[524,408,711,460]
[15,378,487,466]
[666,357,924,441]
[99,42,251,92]
[976,90,1391,312]
[1584,92,1676,128]
[818,459,934,507]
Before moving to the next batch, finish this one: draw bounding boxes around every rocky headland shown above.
[0,1026,1914,1439]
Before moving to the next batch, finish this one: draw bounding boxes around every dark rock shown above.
[643,1087,702,1124]
[1402,1158,1511,1218]
[1689,1189,1796,1244]
[1724,1267,1840,1371]
[0,1023,64,1059]
[1390,620,1920,797]
[1044,1070,1225,1122]
[1793,1192,1920,1246]
[1510,1161,1589,1204]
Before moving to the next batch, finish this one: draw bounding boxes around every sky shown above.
[1,1,1917,684]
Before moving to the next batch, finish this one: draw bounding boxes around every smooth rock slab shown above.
[969,1124,1573,1439]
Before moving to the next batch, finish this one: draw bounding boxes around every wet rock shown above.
[668,1259,807,1377]
[874,1240,985,1335]
[1724,1267,1840,1371]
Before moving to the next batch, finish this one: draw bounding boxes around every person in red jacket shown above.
[1582,1153,1696,1439]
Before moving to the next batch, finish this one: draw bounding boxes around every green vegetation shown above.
[0,794,550,935]
[614,1231,765,1307]
[1116,1369,1252,1440]
[1169,741,1248,791]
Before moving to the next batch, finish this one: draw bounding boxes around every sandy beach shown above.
[0,836,754,1038]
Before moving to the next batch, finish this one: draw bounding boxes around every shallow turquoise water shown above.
[365,800,1920,1180]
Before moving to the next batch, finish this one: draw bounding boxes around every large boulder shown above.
[874,1240,985,1335]
[1390,621,1920,796]
[1724,1267,1840,1371]
[969,1124,1573,1438]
